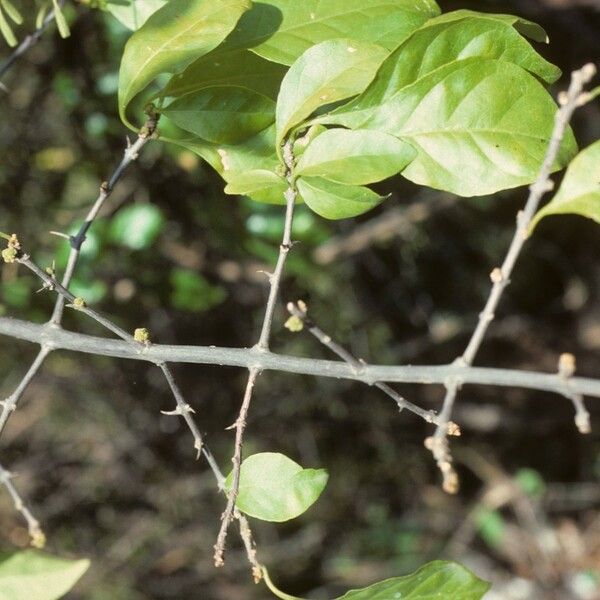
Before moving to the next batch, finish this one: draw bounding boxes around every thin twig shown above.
[50,110,159,324]
[286,300,459,431]
[427,63,598,494]
[2,315,600,398]
[214,138,298,568]
[6,242,264,571]
[0,1,63,84]
[0,463,45,548]
[0,116,158,440]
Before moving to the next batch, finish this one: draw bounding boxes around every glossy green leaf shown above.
[0,550,89,600]
[324,58,576,196]
[296,129,416,184]
[224,452,328,522]
[108,204,164,249]
[297,176,386,219]
[118,0,251,127]
[530,140,600,230]
[223,0,440,66]
[106,0,167,31]
[163,87,275,144]
[263,560,490,600]
[224,170,287,203]
[323,13,562,130]
[162,48,287,101]
[275,39,388,145]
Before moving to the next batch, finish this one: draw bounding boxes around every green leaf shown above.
[0,550,89,600]
[163,86,275,144]
[263,560,490,600]
[225,0,441,66]
[0,7,17,46]
[108,204,164,249]
[324,58,576,196]
[118,0,252,127]
[428,9,550,44]
[514,468,546,498]
[165,123,284,203]
[51,0,69,39]
[296,129,416,184]
[275,39,388,145]
[297,176,386,219]
[106,0,168,31]
[323,12,562,130]
[170,268,226,312]
[224,170,287,203]
[162,48,287,101]
[224,452,328,522]
[0,0,23,25]
[475,508,506,548]
[530,140,600,231]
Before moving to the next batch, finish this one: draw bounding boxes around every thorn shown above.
[49,230,71,240]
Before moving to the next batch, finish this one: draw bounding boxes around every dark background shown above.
[1,0,599,598]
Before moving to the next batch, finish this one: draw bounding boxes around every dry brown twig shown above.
[426,63,598,495]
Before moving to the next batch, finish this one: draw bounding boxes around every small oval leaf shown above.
[530,139,600,231]
[163,87,275,144]
[297,176,387,219]
[0,550,89,600]
[275,39,388,146]
[296,129,416,185]
[224,452,328,522]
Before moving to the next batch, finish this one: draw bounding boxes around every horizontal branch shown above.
[2,316,600,399]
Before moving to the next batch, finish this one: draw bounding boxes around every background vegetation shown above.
[0,0,599,598]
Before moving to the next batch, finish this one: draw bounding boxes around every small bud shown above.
[490,268,503,284]
[447,421,461,437]
[284,315,304,333]
[30,527,46,549]
[134,327,151,344]
[7,234,20,250]
[72,297,86,309]
[558,352,576,378]
[2,247,17,263]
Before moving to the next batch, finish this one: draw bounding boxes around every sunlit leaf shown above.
[275,39,388,145]
[0,550,89,600]
[296,129,416,184]
[296,176,386,219]
[323,57,576,196]
[224,452,328,522]
[118,0,251,127]
[163,87,275,144]
[530,140,600,231]
[224,0,441,66]
[263,560,490,599]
